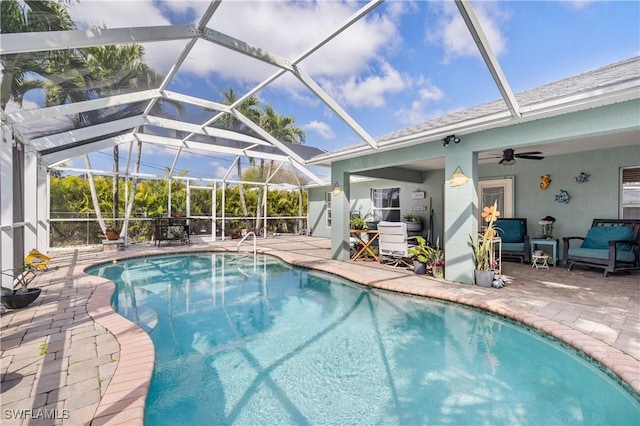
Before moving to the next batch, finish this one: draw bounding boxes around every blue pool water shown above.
[87,253,640,425]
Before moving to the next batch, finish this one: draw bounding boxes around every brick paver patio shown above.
[1,236,638,425]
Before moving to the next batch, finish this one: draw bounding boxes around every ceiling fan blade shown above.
[515,151,543,156]
[516,155,545,160]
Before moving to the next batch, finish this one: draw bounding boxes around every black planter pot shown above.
[413,260,426,275]
[365,221,379,231]
[1,288,41,309]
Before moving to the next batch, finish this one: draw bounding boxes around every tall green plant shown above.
[468,200,500,271]
[408,237,438,264]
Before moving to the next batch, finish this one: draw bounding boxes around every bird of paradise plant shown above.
[469,201,500,271]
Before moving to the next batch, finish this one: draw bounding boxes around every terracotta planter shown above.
[474,269,494,287]
[105,230,120,240]
[2,288,41,309]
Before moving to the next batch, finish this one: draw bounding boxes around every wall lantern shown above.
[332,182,342,196]
[450,166,470,187]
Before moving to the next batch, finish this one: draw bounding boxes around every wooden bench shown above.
[563,219,640,276]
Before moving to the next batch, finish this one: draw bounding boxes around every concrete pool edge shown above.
[87,247,639,424]
[83,272,155,425]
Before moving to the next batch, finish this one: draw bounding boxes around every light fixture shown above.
[450,166,469,187]
[442,134,461,147]
[332,181,342,196]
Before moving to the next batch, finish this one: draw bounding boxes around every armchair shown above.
[493,218,530,264]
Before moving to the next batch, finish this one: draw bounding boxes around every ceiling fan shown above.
[495,148,545,165]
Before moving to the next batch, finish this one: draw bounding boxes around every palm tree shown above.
[79,43,163,237]
[0,0,76,111]
[255,104,305,234]
[219,87,261,230]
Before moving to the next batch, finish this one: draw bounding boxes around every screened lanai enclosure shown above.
[2,0,639,284]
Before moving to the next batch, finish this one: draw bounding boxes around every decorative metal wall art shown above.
[555,189,571,204]
[575,172,590,183]
[539,174,551,190]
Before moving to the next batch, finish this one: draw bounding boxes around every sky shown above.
[18,0,640,181]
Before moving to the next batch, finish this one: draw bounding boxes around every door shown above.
[478,178,514,224]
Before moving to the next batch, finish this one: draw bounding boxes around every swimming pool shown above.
[88,253,639,425]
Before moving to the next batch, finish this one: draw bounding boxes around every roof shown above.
[310,56,640,165]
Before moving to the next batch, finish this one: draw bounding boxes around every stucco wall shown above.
[309,144,638,259]
[480,144,639,255]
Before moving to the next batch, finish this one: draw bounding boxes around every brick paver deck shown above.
[1,236,638,425]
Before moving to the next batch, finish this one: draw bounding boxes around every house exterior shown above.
[306,56,640,284]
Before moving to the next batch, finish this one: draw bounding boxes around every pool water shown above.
[87,253,640,425]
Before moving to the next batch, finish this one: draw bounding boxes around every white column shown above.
[186,179,191,217]
[0,125,14,288]
[23,146,38,254]
[212,182,217,242]
[37,164,50,252]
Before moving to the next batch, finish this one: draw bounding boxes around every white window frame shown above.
[620,166,640,219]
[371,187,401,222]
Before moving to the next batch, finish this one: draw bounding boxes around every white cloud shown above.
[426,1,509,63]
[207,160,231,180]
[67,1,409,101]
[323,61,408,109]
[67,1,202,76]
[303,120,335,140]
[564,0,597,10]
[393,79,445,126]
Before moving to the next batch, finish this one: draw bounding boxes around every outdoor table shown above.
[350,229,380,262]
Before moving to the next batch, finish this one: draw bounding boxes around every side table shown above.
[530,238,558,267]
[531,254,549,269]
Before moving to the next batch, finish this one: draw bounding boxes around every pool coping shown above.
[85,246,639,424]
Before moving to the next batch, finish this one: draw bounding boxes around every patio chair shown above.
[493,218,530,264]
[377,221,416,268]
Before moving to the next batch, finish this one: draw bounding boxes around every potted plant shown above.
[349,216,366,230]
[403,213,423,232]
[431,258,445,279]
[104,221,121,240]
[408,236,437,274]
[468,201,500,287]
[429,241,445,279]
[1,264,43,309]
[363,213,379,231]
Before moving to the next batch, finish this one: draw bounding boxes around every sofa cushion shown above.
[568,247,636,263]
[495,220,525,243]
[581,226,634,250]
[502,242,525,253]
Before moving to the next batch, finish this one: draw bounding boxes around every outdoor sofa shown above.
[563,219,640,277]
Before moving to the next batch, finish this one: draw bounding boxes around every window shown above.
[371,187,401,221]
[325,192,332,227]
[621,166,640,219]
